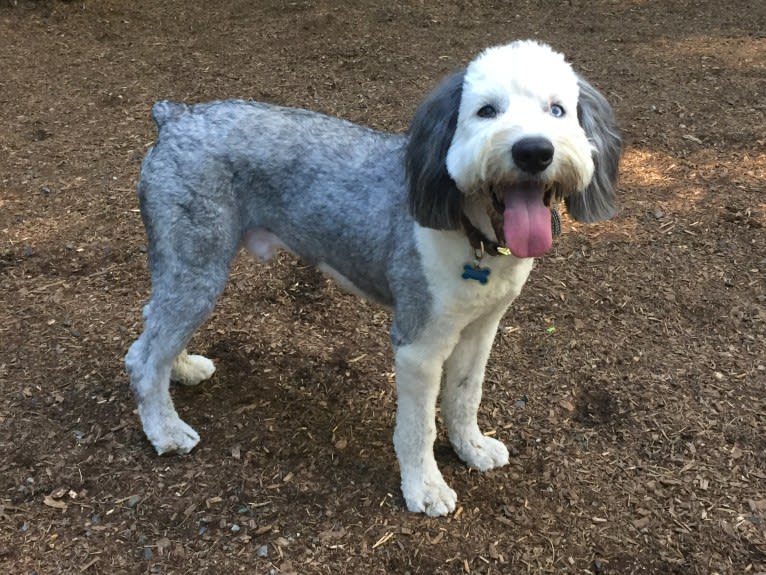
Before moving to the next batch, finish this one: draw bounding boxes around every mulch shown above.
[1,1,764,573]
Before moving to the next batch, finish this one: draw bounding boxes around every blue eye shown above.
[477,104,498,119]
[550,104,565,118]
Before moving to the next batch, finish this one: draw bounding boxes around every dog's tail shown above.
[150,101,188,129]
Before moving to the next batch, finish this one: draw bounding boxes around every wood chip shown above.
[43,495,67,511]
[372,531,394,549]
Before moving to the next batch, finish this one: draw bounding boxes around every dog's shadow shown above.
[177,325,397,485]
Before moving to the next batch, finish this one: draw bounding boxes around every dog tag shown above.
[462,264,491,285]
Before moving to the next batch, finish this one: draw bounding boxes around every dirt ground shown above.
[1,0,764,573]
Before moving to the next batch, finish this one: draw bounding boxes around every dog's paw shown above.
[171,353,215,386]
[402,474,458,517]
[452,434,509,472]
[146,416,200,455]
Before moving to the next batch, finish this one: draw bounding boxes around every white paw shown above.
[402,473,458,517]
[452,434,509,471]
[171,353,215,386]
[144,413,200,455]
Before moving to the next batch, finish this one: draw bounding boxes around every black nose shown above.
[512,137,554,174]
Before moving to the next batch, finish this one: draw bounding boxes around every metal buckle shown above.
[473,240,485,264]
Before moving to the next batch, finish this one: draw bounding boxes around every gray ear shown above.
[406,70,466,230]
[566,77,621,222]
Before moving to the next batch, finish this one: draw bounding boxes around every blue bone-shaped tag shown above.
[462,264,491,284]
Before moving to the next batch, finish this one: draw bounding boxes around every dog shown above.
[125,40,620,516]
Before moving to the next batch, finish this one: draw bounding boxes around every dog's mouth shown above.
[490,183,557,259]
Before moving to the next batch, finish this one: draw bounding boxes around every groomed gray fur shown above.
[138,100,431,345]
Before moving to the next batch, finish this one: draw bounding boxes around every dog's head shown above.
[406,40,621,258]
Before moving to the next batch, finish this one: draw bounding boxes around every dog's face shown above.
[407,40,621,258]
[447,42,593,196]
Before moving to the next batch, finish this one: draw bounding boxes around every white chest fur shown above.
[414,224,535,319]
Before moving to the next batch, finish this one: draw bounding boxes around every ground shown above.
[0,0,764,573]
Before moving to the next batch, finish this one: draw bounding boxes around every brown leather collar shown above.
[460,213,508,256]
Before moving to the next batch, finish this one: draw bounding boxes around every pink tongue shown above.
[503,183,552,258]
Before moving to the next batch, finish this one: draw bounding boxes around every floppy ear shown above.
[566,76,621,222]
[406,69,466,230]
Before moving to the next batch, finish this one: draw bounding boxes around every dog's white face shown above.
[446,41,597,258]
[447,41,595,193]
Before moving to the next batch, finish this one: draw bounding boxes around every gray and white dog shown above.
[125,40,620,516]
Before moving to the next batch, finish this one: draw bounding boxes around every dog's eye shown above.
[477,105,498,119]
[549,104,565,118]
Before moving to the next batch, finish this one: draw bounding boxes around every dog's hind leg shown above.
[125,268,228,455]
[125,190,239,455]
[441,302,511,472]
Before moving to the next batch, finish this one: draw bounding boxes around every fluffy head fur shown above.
[407,40,620,232]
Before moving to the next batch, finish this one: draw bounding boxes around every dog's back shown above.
[138,100,420,305]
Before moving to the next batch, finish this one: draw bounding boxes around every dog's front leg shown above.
[393,340,458,516]
[441,302,511,471]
